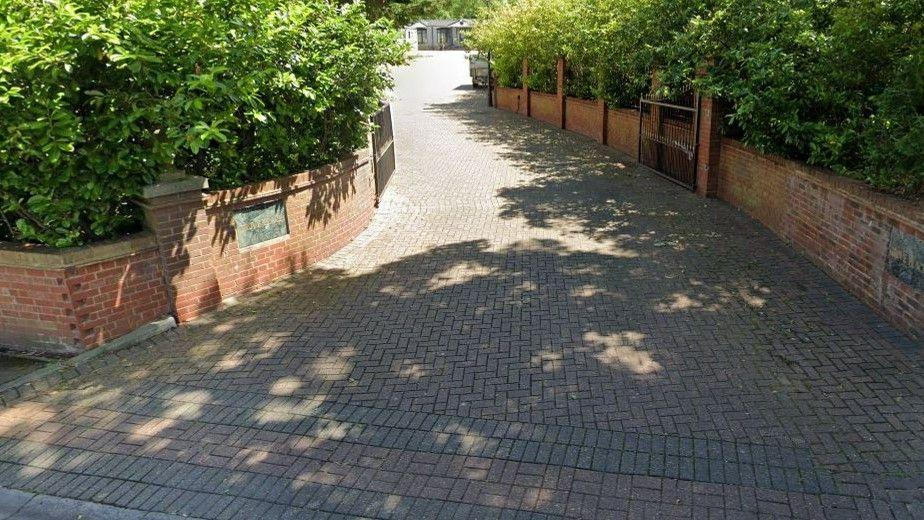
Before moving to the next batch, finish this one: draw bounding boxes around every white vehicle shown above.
[467,53,490,88]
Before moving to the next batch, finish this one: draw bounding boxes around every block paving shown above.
[0,52,921,519]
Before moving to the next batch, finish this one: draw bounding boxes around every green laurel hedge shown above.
[469,0,923,197]
[0,0,405,247]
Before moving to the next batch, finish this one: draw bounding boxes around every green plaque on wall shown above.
[887,228,924,290]
[233,200,289,249]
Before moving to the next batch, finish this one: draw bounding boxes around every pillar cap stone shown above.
[141,171,209,200]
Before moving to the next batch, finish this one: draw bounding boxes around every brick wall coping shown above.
[137,149,371,213]
[722,139,923,230]
[205,149,371,209]
[530,91,556,99]
[0,232,157,269]
[141,171,209,199]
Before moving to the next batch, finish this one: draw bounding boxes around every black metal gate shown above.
[638,89,700,190]
[370,103,395,202]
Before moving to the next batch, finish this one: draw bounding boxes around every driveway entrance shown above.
[0,51,920,519]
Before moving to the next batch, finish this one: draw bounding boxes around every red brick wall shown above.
[69,246,169,348]
[0,266,73,352]
[145,152,376,322]
[606,108,639,159]
[1,152,377,353]
[564,97,602,141]
[496,90,641,160]
[718,139,924,337]
[0,236,169,354]
[530,92,560,127]
[495,87,523,114]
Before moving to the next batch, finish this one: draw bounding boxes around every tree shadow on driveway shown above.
[0,231,920,517]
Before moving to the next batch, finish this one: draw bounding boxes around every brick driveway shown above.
[0,52,921,519]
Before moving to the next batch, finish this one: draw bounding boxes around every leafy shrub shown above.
[470,0,923,197]
[682,0,923,196]
[466,0,578,93]
[0,0,405,247]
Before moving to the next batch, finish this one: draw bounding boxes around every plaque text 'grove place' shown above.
[887,228,924,291]
[233,200,289,249]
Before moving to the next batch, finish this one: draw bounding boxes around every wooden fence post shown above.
[557,57,566,129]
[522,58,530,117]
[599,99,608,144]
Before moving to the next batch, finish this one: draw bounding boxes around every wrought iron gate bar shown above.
[639,99,698,112]
[370,103,395,202]
[637,88,700,191]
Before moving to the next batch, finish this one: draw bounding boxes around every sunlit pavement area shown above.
[0,51,920,519]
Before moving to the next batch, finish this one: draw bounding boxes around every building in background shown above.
[404,19,474,50]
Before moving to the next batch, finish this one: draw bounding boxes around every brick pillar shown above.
[695,86,722,198]
[139,172,219,322]
[522,58,531,117]
[557,57,566,129]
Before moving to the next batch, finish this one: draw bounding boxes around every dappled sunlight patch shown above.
[0,402,54,435]
[61,450,93,472]
[188,339,225,359]
[127,391,209,440]
[308,346,357,381]
[314,421,350,441]
[131,418,178,440]
[17,447,62,477]
[584,331,661,374]
[270,376,303,396]
[656,293,703,312]
[254,396,325,425]
[380,495,403,515]
[538,217,642,257]
[568,283,624,300]
[427,261,496,290]
[246,330,283,349]
[162,389,213,406]
[441,422,490,456]
[260,335,286,353]
[654,289,726,313]
[127,367,153,380]
[56,386,126,411]
[593,345,661,374]
[378,284,408,297]
[216,349,248,370]
[531,350,564,373]
[392,360,427,380]
[653,280,770,314]
[739,285,770,308]
[244,449,270,467]
[137,437,173,456]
